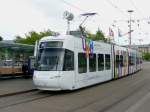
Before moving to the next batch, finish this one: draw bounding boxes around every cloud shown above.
[31,0,65,18]
[0,0,149,44]
[0,0,63,39]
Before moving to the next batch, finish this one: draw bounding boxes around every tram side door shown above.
[75,52,88,88]
[114,50,120,79]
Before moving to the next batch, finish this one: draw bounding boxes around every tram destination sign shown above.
[40,41,63,48]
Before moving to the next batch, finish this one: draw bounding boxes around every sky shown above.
[0,0,150,45]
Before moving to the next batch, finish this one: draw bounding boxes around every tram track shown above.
[0,87,71,110]
[0,89,37,98]
[0,69,148,112]
[64,68,149,112]
[98,78,150,112]
[0,77,36,98]
[0,71,145,110]
[0,64,148,111]
[0,90,57,109]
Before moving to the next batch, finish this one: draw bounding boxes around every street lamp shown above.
[138,39,143,45]
[63,11,74,35]
[128,10,134,48]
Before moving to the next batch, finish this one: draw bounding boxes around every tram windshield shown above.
[36,48,64,71]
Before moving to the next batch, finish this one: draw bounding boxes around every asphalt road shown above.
[0,78,35,96]
[0,62,150,112]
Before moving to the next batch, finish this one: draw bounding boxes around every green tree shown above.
[95,28,106,41]
[143,53,150,61]
[15,29,59,45]
[87,28,106,41]
[0,36,3,41]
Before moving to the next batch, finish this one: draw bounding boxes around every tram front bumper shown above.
[33,71,61,90]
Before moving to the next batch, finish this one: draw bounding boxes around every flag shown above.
[109,27,114,37]
[118,28,122,37]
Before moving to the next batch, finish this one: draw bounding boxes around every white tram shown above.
[33,35,142,90]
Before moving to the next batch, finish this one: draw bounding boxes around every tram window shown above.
[78,53,87,73]
[123,54,127,66]
[120,55,124,67]
[140,58,142,64]
[136,57,139,65]
[129,54,135,66]
[138,57,140,64]
[116,55,119,67]
[98,54,104,71]
[63,50,74,71]
[89,54,96,72]
[129,56,131,65]
[132,54,135,65]
[105,54,111,70]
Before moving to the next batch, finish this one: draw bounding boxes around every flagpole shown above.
[118,34,120,45]
[109,27,114,43]
[118,28,121,45]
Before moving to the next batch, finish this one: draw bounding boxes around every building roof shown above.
[0,40,34,51]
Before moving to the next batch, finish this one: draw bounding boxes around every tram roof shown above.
[0,40,34,50]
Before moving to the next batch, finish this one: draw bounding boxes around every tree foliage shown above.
[0,36,3,41]
[95,29,106,41]
[87,28,106,41]
[143,53,150,61]
[15,29,59,45]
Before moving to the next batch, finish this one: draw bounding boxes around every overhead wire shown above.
[129,0,150,26]
[58,0,131,32]
[59,0,128,24]
[105,0,128,18]
[58,0,86,13]
[58,0,112,21]
[58,0,149,44]
[59,0,128,33]
[129,0,145,18]
[58,0,102,30]
[129,0,150,40]
[105,0,145,30]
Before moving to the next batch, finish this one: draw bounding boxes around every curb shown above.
[0,89,37,98]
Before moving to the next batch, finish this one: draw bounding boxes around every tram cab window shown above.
[98,54,104,71]
[89,54,96,72]
[105,54,111,70]
[78,53,87,73]
[63,50,74,71]
[36,48,64,71]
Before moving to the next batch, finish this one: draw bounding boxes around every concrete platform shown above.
[0,78,36,97]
